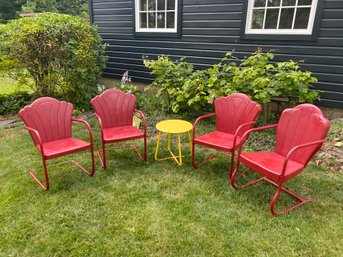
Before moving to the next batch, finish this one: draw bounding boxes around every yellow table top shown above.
[156,119,193,134]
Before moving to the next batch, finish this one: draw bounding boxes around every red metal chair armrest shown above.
[241,124,278,142]
[233,121,258,148]
[134,109,147,134]
[72,118,93,144]
[94,113,104,140]
[236,124,278,155]
[25,126,44,156]
[280,139,326,178]
[192,113,216,139]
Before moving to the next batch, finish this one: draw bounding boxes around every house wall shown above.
[90,0,343,108]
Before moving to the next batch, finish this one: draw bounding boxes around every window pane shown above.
[254,0,266,7]
[294,8,310,29]
[157,12,165,28]
[267,0,281,7]
[148,0,156,11]
[167,12,175,28]
[157,0,165,10]
[265,8,279,28]
[140,0,147,11]
[298,0,312,5]
[279,8,294,29]
[251,9,265,29]
[282,0,296,6]
[140,13,147,28]
[167,0,175,10]
[148,12,156,28]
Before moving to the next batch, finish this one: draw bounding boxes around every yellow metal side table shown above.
[154,119,193,166]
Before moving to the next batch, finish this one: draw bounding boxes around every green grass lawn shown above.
[0,115,342,256]
[0,77,17,95]
[0,77,31,95]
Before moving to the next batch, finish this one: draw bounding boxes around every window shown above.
[135,0,178,33]
[245,0,319,35]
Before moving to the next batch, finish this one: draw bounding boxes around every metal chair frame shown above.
[192,113,257,177]
[23,118,95,191]
[95,109,147,169]
[231,124,327,216]
[192,93,261,177]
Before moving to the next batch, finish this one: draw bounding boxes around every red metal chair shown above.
[231,104,330,215]
[192,93,261,176]
[91,88,146,169]
[19,97,95,190]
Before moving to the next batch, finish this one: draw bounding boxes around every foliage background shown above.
[144,50,319,114]
[0,13,106,111]
[0,0,89,22]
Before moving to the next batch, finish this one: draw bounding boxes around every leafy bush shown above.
[0,91,37,115]
[143,56,195,113]
[0,13,106,111]
[231,50,319,104]
[144,50,319,113]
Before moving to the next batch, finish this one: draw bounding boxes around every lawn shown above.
[0,77,17,95]
[0,77,31,95]
[0,114,342,256]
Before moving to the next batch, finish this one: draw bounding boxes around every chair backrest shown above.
[275,104,330,165]
[19,97,73,145]
[214,93,261,136]
[91,88,136,129]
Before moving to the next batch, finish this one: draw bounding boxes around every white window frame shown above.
[245,0,319,35]
[135,0,178,33]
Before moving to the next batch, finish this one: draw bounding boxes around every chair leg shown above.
[191,140,196,167]
[231,163,314,215]
[29,157,50,190]
[231,167,262,190]
[102,140,107,169]
[191,143,225,169]
[268,179,314,216]
[143,136,147,161]
[91,145,96,175]
[229,150,236,178]
[97,138,146,168]
[30,148,96,190]
[70,147,96,177]
[230,158,256,189]
[96,140,107,169]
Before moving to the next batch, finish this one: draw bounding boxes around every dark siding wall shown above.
[91,0,343,108]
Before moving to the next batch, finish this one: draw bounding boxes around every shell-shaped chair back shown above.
[214,93,261,136]
[19,97,73,145]
[91,89,136,129]
[275,104,330,165]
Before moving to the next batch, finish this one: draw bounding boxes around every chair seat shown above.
[38,138,91,159]
[103,126,145,143]
[240,152,305,182]
[194,131,242,151]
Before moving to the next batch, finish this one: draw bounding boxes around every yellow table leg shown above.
[154,131,161,160]
[168,133,171,151]
[188,131,192,154]
[178,133,182,166]
[155,131,192,166]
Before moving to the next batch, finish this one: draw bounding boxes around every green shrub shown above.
[144,56,195,113]
[231,49,319,104]
[0,91,37,115]
[144,50,319,113]
[0,13,106,111]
